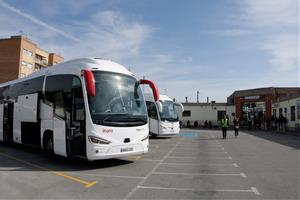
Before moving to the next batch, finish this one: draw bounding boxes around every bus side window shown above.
[45,75,73,119]
[146,101,158,120]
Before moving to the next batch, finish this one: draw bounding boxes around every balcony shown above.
[35,58,48,66]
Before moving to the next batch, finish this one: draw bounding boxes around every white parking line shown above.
[159,162,238,167]
[124,139,183,200]
[167,156,233,159]
[67,172,145,180]
[233,163,239,167]
[173,151,228,154]
[137,186,260,195]
[152,172,247,178]
[240,172,247,178]
[251,187,261,195]
[176,144,222,147]
[139,158,162,162]
[174,147,225,150]
[0,167,24,170]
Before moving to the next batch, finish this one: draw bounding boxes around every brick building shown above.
[227,87,300,121]
[0,35,63,83]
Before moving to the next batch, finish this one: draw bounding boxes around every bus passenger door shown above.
[53,116,67,156]
[3,102,14,143]
[146,101,159,136]
[70,86,86,157]
[0,104,3,141]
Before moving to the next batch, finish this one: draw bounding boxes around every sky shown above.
[0,0,299,102]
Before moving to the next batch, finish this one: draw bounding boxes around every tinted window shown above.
[19,76,44,96]
[1,76,44,100]
[146,101,158,120]
[291,106,295,121]
[88,71,147,127]
[183,110,191,117]
[217,110,226,120]
[45,75,81,119]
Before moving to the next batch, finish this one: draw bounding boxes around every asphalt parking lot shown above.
[0,129,299,199]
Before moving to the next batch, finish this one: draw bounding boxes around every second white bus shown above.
[145,94,183,136]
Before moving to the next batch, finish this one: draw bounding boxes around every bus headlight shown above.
[88,136,111,144]
[160,125,167,129]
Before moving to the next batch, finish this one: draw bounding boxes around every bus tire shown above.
[43,131,54,154]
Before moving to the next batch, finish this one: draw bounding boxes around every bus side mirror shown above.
[139,79,159,102]
[157,101,163,113]
[175,102,184,112]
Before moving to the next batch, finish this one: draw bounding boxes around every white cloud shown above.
[0,1,153,61]
[239,0,299,27]
[237,0,299,72]
[210,29,252,37]
[0,0,81,42]
[260,34,299,71]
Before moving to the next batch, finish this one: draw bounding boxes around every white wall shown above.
[179,104,235,127]
[272,97,300,131]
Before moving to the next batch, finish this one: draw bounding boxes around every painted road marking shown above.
[171,151,228,154]
[140,158,162,162]
[0,167,24,170]
[124,138,183,200]
[233,163,239,167]
[175,147,225,150]
[240,172,247,178]
[127,156,142,160]
[137,186,260,195]
[152,172,247,178]
[159,162,239,167]
[251,187,261,195]
[167,156,233,159]
[0,152,97,188]
[67,172,145,180]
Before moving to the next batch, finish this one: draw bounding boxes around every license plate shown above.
[120,147,133,152]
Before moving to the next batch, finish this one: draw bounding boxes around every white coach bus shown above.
[145,94,183,137]
[0,58,159,160]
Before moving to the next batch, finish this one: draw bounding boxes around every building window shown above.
[182,110,191,117]
[20,73,26,78]
[297,100,300,119]
[273,109,277,117]
[23,48,33,57]
[290,106,295,121]
[279,108,283,115]
[27,63,33,69]
[28,51,33,57]
[217,110,226,120]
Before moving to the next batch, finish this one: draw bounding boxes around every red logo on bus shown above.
[103,128,113,133]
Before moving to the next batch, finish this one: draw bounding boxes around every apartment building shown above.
[0,35,63,83]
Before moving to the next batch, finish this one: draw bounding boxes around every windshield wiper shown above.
[101,114,128,123]
[102,114,147,123]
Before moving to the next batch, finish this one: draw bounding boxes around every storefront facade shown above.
[227,87,300,126]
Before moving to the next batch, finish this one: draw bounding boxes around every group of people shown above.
[220,114,240,139]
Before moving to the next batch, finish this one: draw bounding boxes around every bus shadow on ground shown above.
[243,130,300,150]
[149,136,174,140]
[0,143,134,172]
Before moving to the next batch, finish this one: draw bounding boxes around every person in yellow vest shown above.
[221,114,229,139]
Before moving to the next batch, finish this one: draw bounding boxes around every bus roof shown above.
[0,58,134,87]
[145,93,173,102]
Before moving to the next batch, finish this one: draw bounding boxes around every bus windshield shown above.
[159,100,178,122]
[88,71,147,127]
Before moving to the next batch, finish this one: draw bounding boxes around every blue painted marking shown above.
[178,131,197,138]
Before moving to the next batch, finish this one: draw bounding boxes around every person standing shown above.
[221,114,229,139]
[233,117,240,138]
